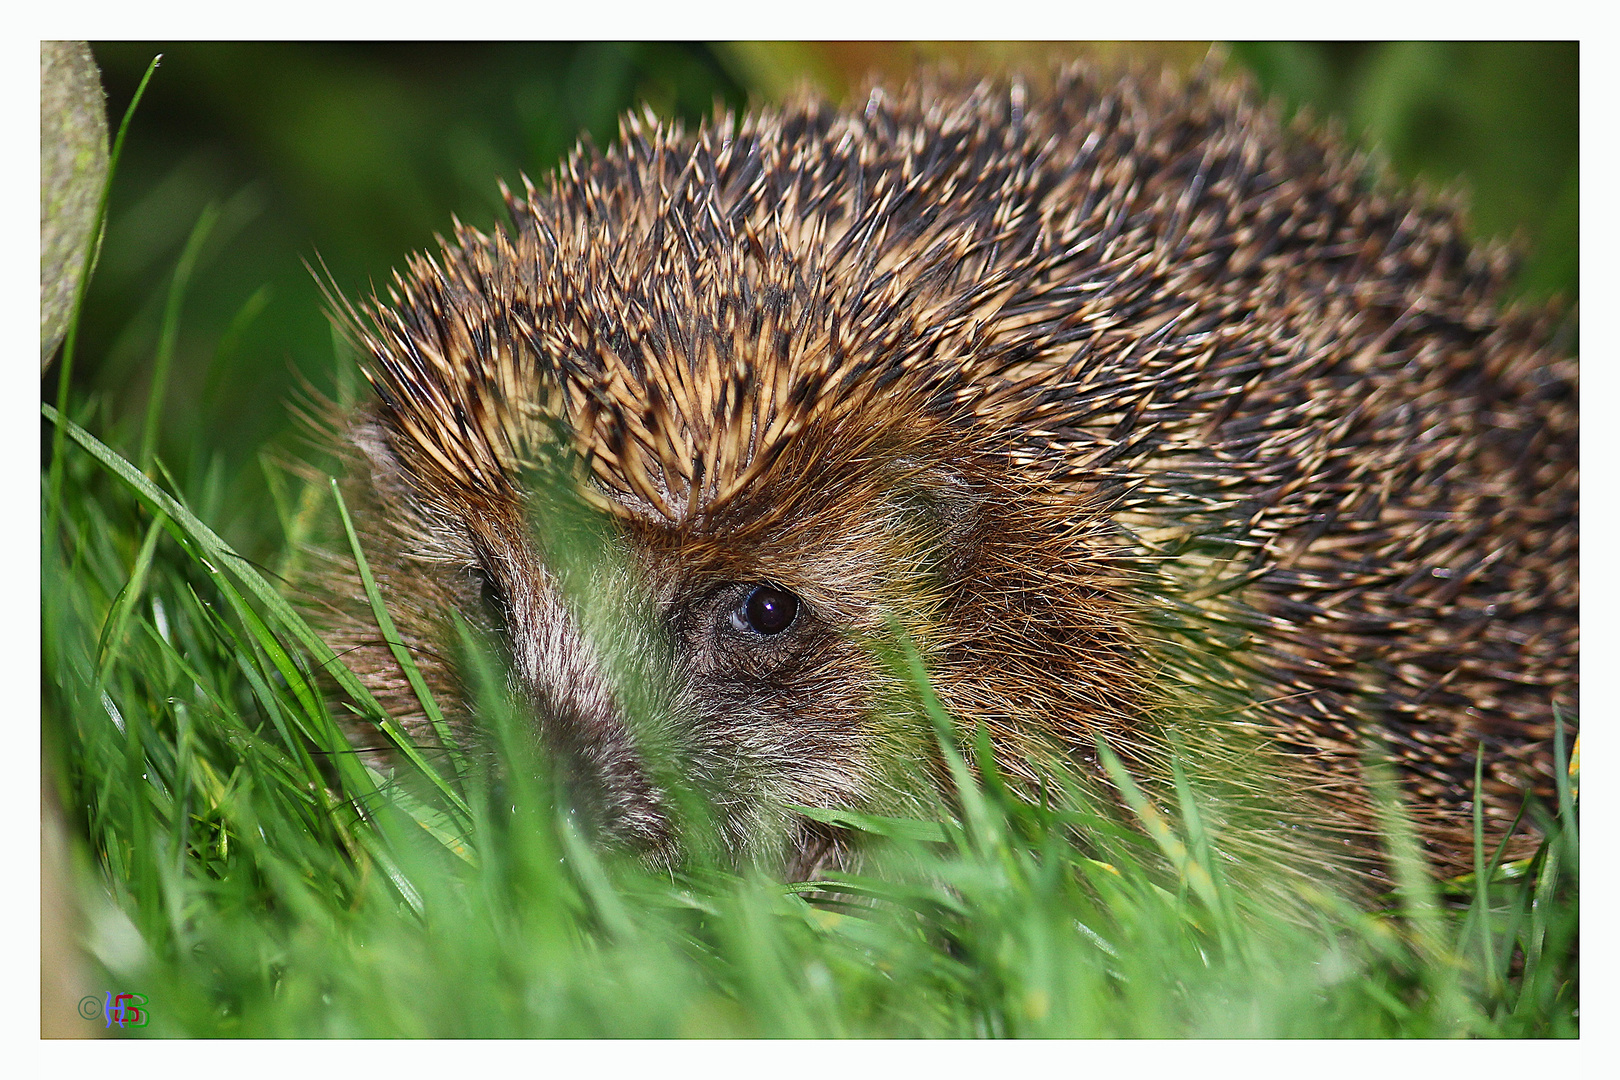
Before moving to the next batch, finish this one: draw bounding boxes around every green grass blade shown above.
[789,804,950,844]
[330,477,466,778]
[890,627,995,853]
[140,202,221,474]
[94,509,167,683]
[1552,708,1578,863]
[1094,737,1219,914]
[1470,744,1499,991]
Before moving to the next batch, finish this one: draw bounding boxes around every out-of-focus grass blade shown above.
[1469,747,1500,992]
[331,477,466,779]
[140,202,220,474]
[889,627,995,852]
[1095,736,1219,913]
[785,872,971,919]
[95,509,167,683]
[789,804,950,845]
[1552,709,1577,864]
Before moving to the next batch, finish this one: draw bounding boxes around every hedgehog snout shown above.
[478,548,677,854]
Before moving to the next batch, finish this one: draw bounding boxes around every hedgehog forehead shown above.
[522,265,947,529]
[495,243,998,518]
[362,236,951,534]
[362,81,1075,527]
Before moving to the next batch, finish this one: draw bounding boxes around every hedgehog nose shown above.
[524,678,671,853]
[499,568,674,853]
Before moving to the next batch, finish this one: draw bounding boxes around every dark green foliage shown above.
[1232,42,1577,303]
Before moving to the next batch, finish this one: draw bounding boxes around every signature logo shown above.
[77,992,149,1028]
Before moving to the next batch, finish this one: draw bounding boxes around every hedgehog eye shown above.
[732,584,800,636]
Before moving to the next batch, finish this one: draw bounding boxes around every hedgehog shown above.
[316,63,1578,887]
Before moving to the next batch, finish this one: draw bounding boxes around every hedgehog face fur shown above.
[323,65,1577,882]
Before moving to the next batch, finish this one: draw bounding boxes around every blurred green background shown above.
[59,41,1577,556]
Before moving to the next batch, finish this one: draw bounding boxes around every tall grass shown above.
[42,392,1578,1036]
